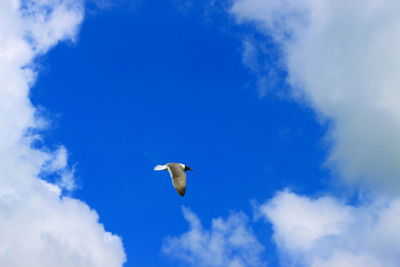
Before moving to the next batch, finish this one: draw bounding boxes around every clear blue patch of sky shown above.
[31,1,332,266]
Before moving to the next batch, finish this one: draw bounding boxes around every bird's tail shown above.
[154,164,167,171]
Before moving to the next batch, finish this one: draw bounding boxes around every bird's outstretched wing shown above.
[154,164,168,171]
[167,164,187,196]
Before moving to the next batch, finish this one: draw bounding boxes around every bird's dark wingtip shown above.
[178,188,186,196]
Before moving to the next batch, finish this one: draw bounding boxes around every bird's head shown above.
[184,165,194,171]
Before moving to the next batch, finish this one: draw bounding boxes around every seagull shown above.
[154,163,193,196]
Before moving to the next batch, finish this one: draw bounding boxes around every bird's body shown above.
[154,163,193,196]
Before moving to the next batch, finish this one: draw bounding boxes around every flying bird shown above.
[154,163,193,196]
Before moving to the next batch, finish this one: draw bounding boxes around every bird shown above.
[154,163,193,196]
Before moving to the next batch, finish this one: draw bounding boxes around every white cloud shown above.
[23,0,84,53]
[44,146,77,191]
[0,0,126,266]
[162,207,266,267]
[260,190,400,267]
[262,190,352,253]
[231,0,400,193]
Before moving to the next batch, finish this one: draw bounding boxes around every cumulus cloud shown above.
[162,207,266,267]
[0,0,125,266]
[260,190,400,267]
[231,0,400,193]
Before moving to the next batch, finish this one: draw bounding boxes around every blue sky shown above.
[31,2,330,265]
[3,0,400,266]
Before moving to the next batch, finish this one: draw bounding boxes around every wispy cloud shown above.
[242,38,281,97]
[0,0,125,265]
[162,207,266,267]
